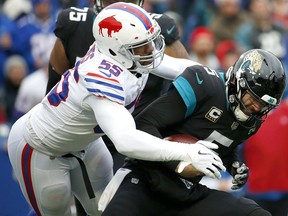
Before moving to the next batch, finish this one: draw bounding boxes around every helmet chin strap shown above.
[234,105,250,122]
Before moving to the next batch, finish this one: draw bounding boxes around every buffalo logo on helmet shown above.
[98,15,122,37]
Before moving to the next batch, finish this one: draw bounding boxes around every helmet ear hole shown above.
[109,49,116,56]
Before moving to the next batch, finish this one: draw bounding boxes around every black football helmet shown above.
[94,0,144,12]
[226,49,286,127]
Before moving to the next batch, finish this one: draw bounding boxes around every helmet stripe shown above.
[106,3,152,30]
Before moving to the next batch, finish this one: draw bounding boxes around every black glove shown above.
[231,161,249,190]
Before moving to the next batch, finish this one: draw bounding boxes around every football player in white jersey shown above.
[7,3,225,216]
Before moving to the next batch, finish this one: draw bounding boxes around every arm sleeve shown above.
[135,87,187,137]
[153,13,180,46]
[152,54,201,80]
[135,87,188,170]
[223,148,239,175]
[84,95,192,162]
[46,63,61,94]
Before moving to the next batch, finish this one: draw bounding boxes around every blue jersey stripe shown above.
[87,88,125,101]
[106,3,152,30]
[173,76,196,118]
[85,78,123,91]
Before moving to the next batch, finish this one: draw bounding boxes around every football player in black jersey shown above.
[100,49,286,216]
[46,1,189,215]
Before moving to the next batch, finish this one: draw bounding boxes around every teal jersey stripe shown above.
[219,72,229,110]
[173,76,196,118]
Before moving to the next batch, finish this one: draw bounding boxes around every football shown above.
[164,134,198,144]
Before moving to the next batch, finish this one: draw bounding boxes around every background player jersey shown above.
[54,7,96,67]
[25,44,148,156]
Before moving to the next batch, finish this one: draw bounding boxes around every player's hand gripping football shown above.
[231,161,249,190]
[183,140,226,179]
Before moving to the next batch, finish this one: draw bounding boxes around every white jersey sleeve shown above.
[85,95,192,162]
[152,54,201,80]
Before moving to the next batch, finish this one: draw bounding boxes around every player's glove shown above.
[183,140,226,179]
[231,161,249,190]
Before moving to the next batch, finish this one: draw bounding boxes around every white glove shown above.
[184,140,226,179]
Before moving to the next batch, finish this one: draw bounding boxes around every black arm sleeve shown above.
[223,148,239,175]
[135,87,187,137]
[153,13,180,46]
[135,87,187,171]
[45,63,61,94]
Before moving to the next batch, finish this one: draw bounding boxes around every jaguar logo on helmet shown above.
[98,15,122,37]
[244,50,263,74]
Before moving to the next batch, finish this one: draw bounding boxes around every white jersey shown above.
[24,43,149,156]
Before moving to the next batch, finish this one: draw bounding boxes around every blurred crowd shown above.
[0,0,287,215]
[1,0,288,125]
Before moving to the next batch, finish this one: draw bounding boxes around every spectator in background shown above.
[12,59,48,123]
[0,12,18,86]
[243,99,288,216]
[58,0,92,9]
[216,39,241,71]
[188,26,220,69]
[0,55,27,124]
[209,0,249,45]
[235,0,286,60]
[235,0,288,99]
[12,0,56,74]
[272,0,288,31]
[174,0,216,49]
[144,0,169,13]
[2,0,32,21]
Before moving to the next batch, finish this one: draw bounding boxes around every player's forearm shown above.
[46,63,61,94]
[49,38,70,74]
[165,40,190,59]
[153,54,200,80]
[107,128,192,162]
[90,97,192,162]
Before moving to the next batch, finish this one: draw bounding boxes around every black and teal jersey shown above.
[136,64,262,169]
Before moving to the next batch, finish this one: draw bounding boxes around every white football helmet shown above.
[94,0,144,12]
[93,2,165,74]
